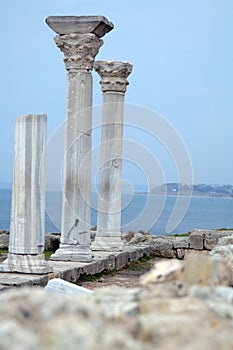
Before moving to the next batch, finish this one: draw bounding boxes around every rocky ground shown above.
[0,230,233,349]
[0,249,164,289]
[0,249,233,349]
[79,256,162,289]
[79,250,212,290]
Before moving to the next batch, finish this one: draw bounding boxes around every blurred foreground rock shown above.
[0,245,233,350]
[0,284,232,350]
[140,253,232,287]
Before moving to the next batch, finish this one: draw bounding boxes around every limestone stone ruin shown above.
[46,16,133,261]
[92,61,132,251]
[0,15,133,272]
[0,114,52,273]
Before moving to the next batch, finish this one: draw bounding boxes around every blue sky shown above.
[1,0,233,187]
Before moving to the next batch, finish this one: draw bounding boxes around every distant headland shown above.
[135,183,233,198]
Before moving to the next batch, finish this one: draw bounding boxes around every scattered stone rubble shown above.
[0,229,233,292]
[140,229,233,260]
[0,244,233,350]
[1,228,233,256]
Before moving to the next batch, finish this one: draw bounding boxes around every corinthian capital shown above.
[55,33,103,71]
[94,61,133,93]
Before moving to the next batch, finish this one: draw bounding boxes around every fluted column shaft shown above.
[49,33,103,261]
[62,68,93,244]
[45,15,113,260]
[58,34,102,243]
[0,114,52,274]
[92,61,133,251]
[9,115,46,254]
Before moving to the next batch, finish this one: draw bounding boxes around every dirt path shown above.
[0,251,160,289]
[79,256,161,290]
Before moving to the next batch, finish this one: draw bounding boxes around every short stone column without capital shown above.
[0,114,52,274]
[92,61,133,251]
[46,16,113,261]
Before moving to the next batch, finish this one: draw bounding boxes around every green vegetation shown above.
[44,250,54,260]
[125,255,154,270]
[171,228,233,235]
[0,248,8,255]
[171,232,191,237]
[76,269,116,285]
[76,255,155,285]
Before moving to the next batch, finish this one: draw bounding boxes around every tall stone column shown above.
[0,114,52,274]
[92,61,133,251]
[46,16,113,261]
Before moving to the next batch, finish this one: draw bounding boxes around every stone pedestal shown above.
[0,114,52,274]
[92,61,133,251]
[46,16,113,261]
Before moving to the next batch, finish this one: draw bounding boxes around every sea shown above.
[1,188,233,235]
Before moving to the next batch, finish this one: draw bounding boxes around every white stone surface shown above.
[92,236,124,251]
[46,15,113,37]
[50,244,93,262]
[59,69,94,258]
[47,23,108,261]
[0,254,52,274]
[0,114,52,274]
[45,278,93,295]
[92,61,132,251]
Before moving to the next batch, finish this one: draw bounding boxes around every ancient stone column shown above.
[46,16,113,261]
[92,61,133,251]
[0,114,52,274]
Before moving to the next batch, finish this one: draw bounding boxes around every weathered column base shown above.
[0,253,53,274]
[91,235,124,251]
[50,244,93,262]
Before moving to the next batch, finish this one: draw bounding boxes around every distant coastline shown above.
[134,183,233,198]
[134,192,233,199]
[2,182,233,199]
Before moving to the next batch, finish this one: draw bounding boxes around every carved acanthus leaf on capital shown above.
[55,33,103,71]
[94,61,133,93]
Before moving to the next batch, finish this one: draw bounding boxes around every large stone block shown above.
[173,237,189,249]
[115,251,130,270]
[189,231,204,250]
[46,16,114,37]
[150,237,176,258]
[45,278,92,295]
